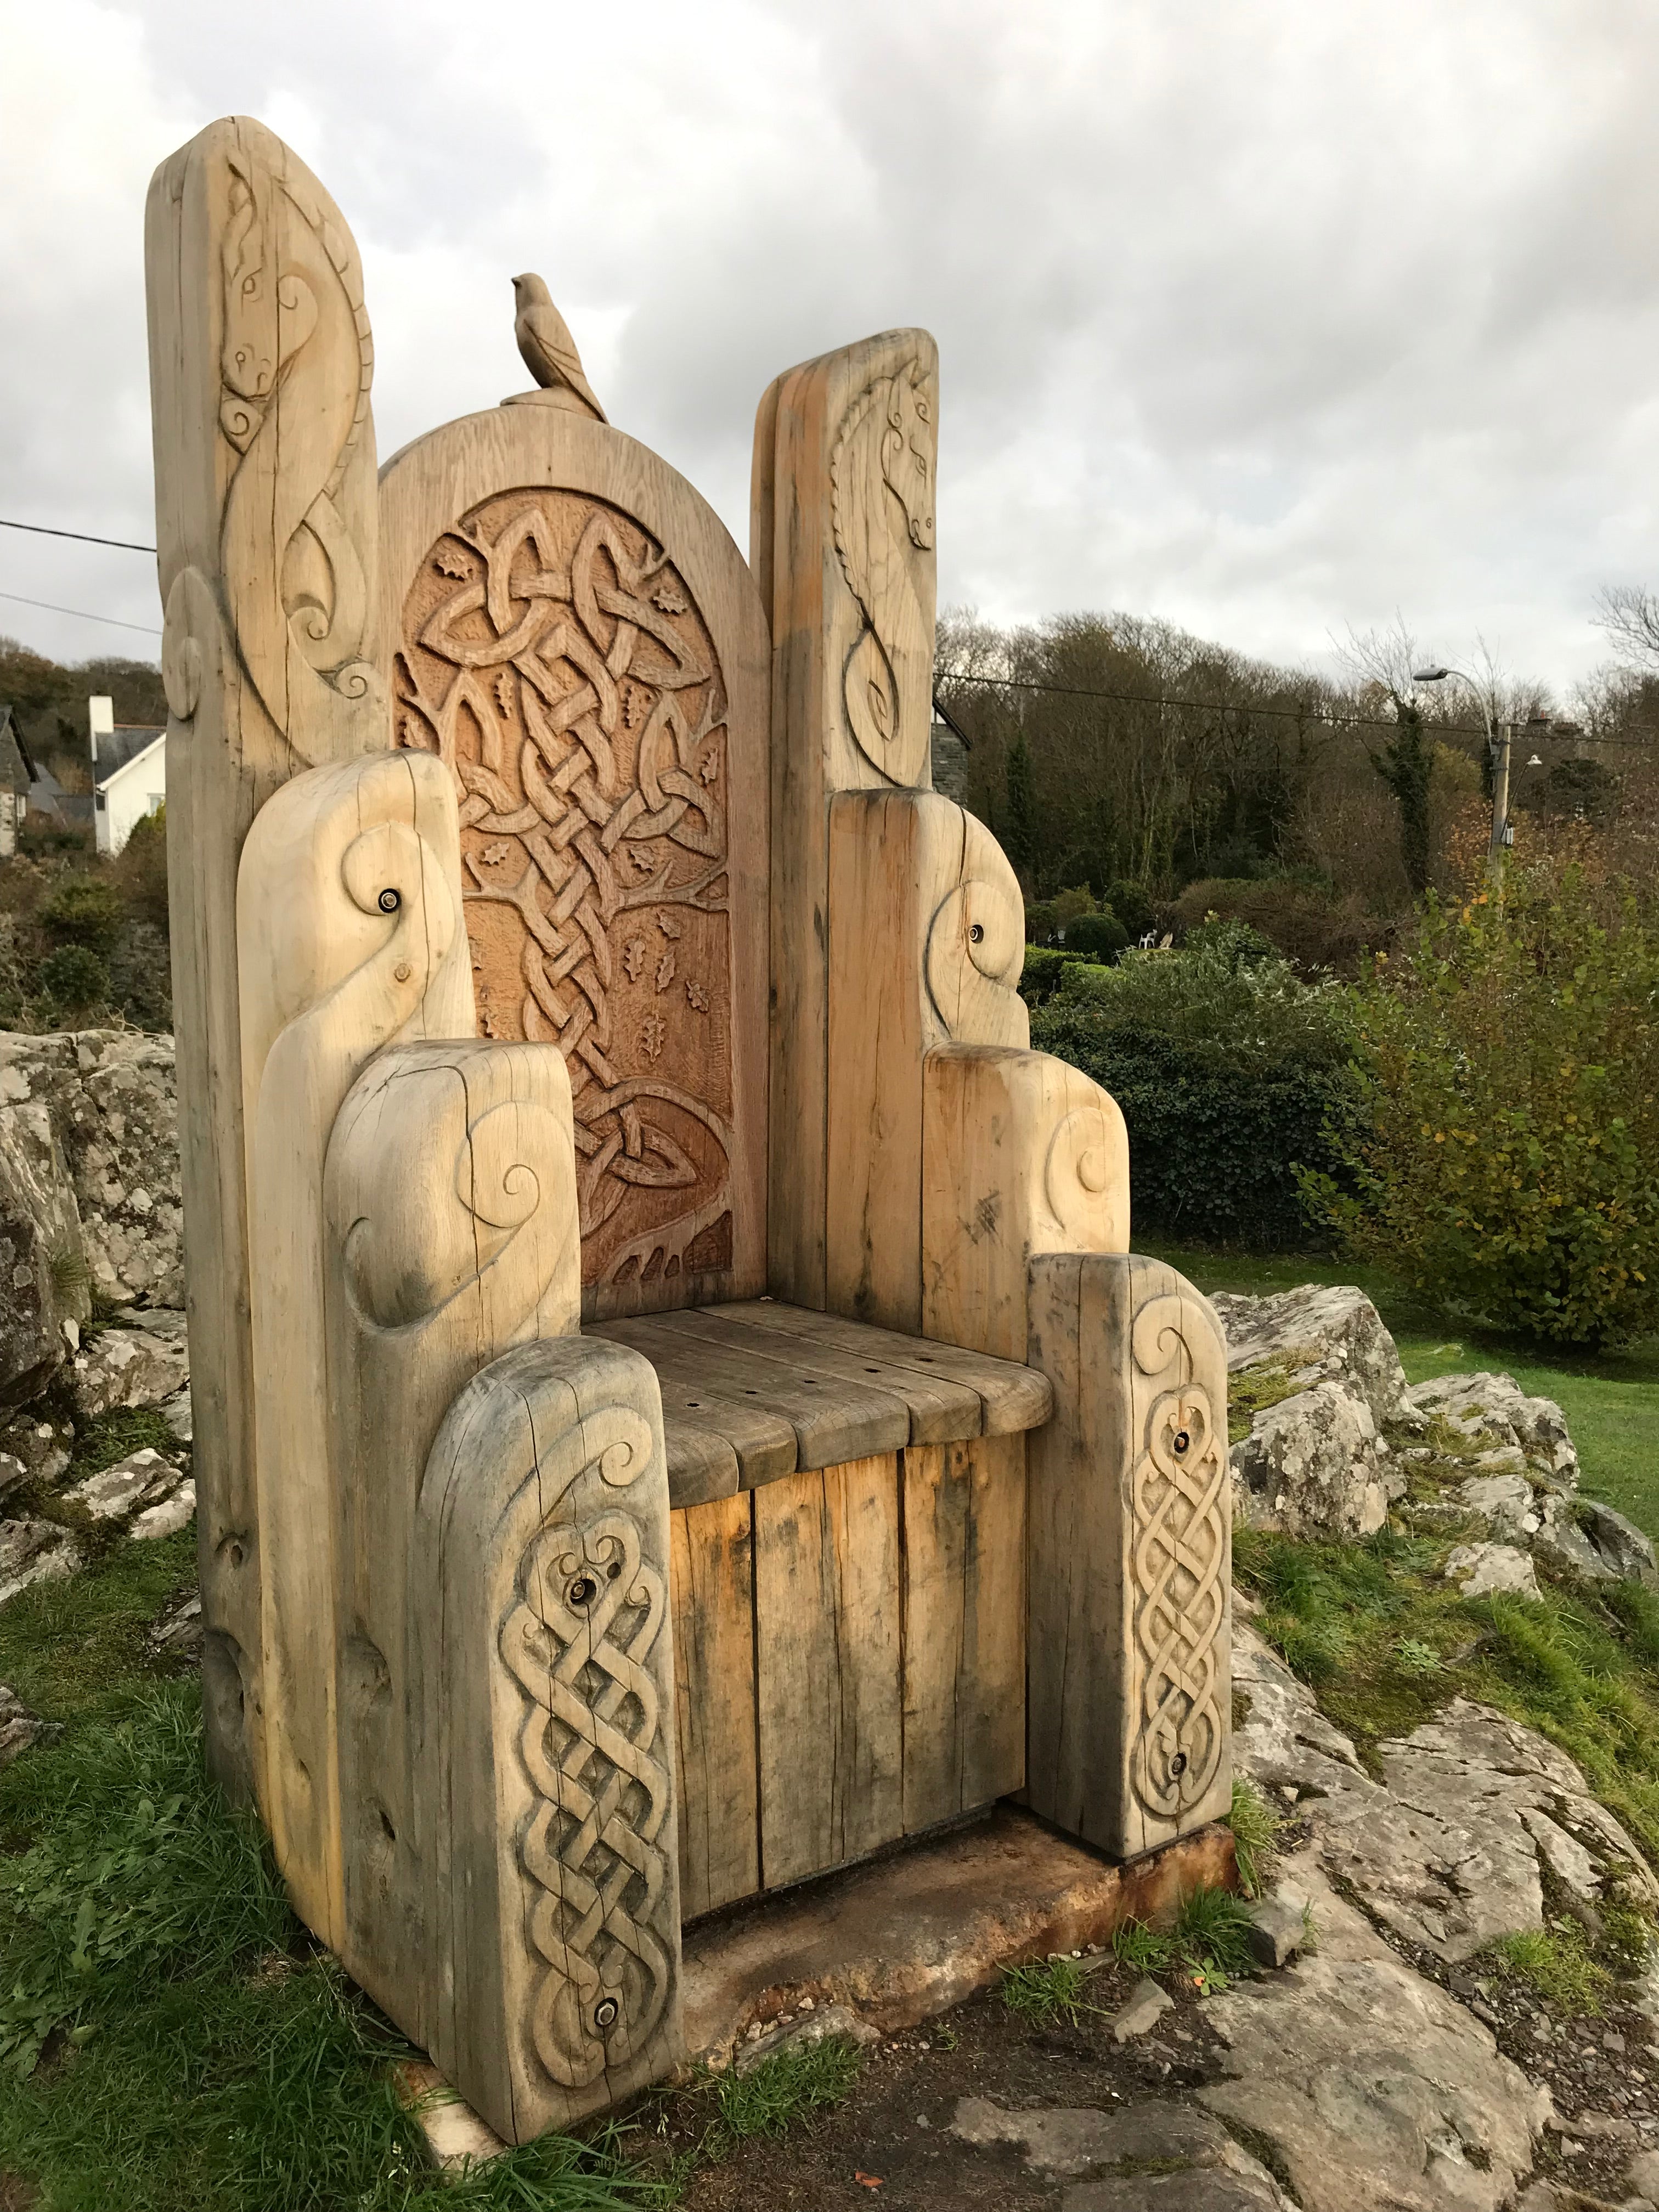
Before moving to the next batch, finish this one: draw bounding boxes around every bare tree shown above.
[1594,584,1659,670]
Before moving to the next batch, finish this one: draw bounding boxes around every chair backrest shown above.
[379,403,770,1320]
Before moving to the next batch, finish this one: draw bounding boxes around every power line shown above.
[0,590,162,638]
[0,517,156,554]
[936,667,1650,748]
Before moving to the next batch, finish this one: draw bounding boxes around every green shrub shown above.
[38,943,109,1014]
[1019,945,1069,1005]
[1066,909,1128,963]
[1105,878,1156,943]
[1315,860,1659,1346]
[1031,938,1363,1248]
[37,874,123,956]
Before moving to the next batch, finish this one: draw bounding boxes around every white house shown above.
[89,695,165,855]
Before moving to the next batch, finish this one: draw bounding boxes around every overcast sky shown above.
[3,0,1656,695]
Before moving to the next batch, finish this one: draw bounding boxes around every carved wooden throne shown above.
[146,116,1231,2146]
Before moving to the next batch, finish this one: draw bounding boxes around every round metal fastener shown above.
[378,887,401,913]
[969,922,985,943]
[1169,1751,1188,1778]
[567,1573,599,1609]
[594,1996,619,2032]
[393,961,412,983]
[1172,1429,1190,1455]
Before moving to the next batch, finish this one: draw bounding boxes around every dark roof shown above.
[93,725,165,788]
[0,707,33,798]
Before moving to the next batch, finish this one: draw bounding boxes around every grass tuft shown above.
[1487,1923,1613,2017]
[1227,1775,1281,1898]
[1000,1956,1101,2028]
[713,2036,863,2142]
[1111,1883,1260,1995]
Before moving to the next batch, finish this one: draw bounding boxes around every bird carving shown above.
[511,274,608,423]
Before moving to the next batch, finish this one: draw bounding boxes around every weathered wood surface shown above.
[379,398,770,1321]
[238,750,471,1942]
[753,1455,904,1888]
[591,1298,1050,1504]
[671,1492,759,1919]
[327,1038,580,2026]
[146,115,386,1804]
[922,1043,1130,1362]
[752,330,939,1309]
[900,1432,1026,1832]
[415,1334,680,2144]
[1025,1254,1231,1859]
[826,791,1026,1331]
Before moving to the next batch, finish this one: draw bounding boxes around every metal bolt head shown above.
[378,887,401,913]
[594,1996,619,2032]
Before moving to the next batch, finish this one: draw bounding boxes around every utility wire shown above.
[0,517,156,554]
[936,668,1647,747]
[0,590,162,637]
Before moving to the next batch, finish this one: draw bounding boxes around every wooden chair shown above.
[146,115,1231,2145]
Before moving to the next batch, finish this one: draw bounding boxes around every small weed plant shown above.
[1487,1923,1614,2017]
[1000,1955,1102,2028]
[712,2035,863,2143]
[1111,1884,1259,1996]
[1227,1776,1281,1898]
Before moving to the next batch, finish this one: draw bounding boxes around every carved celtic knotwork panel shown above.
[1128,1295,1229,1822]
[394,489,733,1291]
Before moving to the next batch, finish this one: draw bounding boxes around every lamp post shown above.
[1413,665,1509,875]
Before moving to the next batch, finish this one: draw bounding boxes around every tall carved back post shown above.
[379,409,771,1316]
[146,117,385,1804]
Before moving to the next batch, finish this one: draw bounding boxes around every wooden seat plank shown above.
[592,1319,799,1489]
[705,1299,1053,1435]
[645,1307,978,1449]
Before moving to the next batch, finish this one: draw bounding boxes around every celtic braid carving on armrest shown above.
[1129,1293,1230,1824]
[414,1335,680,2143]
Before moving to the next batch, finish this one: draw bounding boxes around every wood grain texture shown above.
[238,749,471,1942]
[1025,1254,1231,1859]
[325,1037,580,2027]
[826,791,1026,1331]
[145,115,386,1805]
[754,1456,903,1887]
[593,1317,799,1488]
[414,1335,680,2145]
[707,1299,1053,1436]
[752,330,938,1310]
[900,1434,1026,1833]
[378,406,770,1322]
[670,1493,759,1919]
[922,1044,1130,1363]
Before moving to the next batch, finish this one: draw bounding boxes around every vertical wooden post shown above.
[145,117,386,1802]
[752,331,938,1307]
[1025,1254,1231,1858]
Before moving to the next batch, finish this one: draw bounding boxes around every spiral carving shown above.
[831,357,937,786]
[1042,1104,1124,1245]
[1128,1294,1228,1822]
[494,1404,674,2090]
[923,815,1026,1046]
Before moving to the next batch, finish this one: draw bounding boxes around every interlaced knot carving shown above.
[1128,1297,1228,1820]
[498,1499,673,2090]
[397,488,733,1288]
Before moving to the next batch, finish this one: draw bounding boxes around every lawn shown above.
[1146,1242,1659,1543]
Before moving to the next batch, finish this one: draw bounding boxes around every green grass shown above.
[1486,1924,1613,2017]
[709,2036,863,2143]
[1110,1883,1259,1996]
[1226,1776,1281,1899]
[1000,1956,1101,2027]
[1146,1239,1659,1540]
[0,1531,665,2211]
[1235,1523,1659,1864]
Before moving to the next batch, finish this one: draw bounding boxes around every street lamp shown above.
[1412,665,1508,874]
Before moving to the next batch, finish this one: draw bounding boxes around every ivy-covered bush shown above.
[1031,932,1362,1247]
[1314,862,1659,1346]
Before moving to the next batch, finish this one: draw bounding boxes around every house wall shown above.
[95,741,166,856]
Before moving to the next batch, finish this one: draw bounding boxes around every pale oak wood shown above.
[753,331,939,1310]
[414,1335,680,2143]
[922,1043,1130,1363]
[145,115,386,1806]
[754,1455,903,1887]
[899,1433,1027,1833]
[1025,1255,1231,1858]
[592,1318,799,1488]
[238,749,473,1944]
[826,791,1026,1330]
[670,1493,760,1920]
[708,1297,1053,1435]
[378,404,770,1322]
[326,1037,580,2030]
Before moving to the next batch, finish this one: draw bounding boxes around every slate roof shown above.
[93,726,165,787]
[0,707,35,798]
